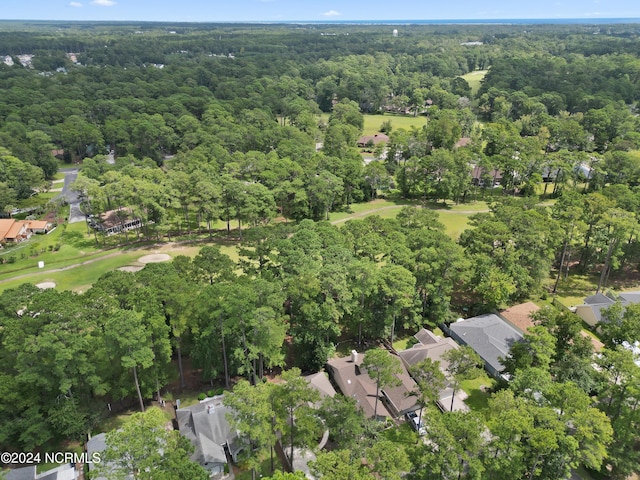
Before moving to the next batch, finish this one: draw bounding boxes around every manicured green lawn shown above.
[460,70,488,96]
[383,422,419,445]
[0,222,100,275]
[329,198,418,223]
[439,213,471,239]
[319,113,427,136]
[330,198,486,239]
[461,371,495,415]
[362,114,426,136]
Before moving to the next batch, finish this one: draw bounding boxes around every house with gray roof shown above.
[86,432,132,480]
[574,291,640,327]
[176,395,243,477]
[446,313,523,379]
[5,464,79,480]
[398,329,469,412]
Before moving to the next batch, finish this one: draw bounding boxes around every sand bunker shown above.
[137,253,171,264]
[36,282,56,289]
[119,266,145,273]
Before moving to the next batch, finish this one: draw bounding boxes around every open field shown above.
[362,114,426,135]
[330,198,487,239]
[460,69,488,95]
[319,113,427,136]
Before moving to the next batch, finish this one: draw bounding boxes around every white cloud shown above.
[69,1,83,6]
[90,0,116,6]
[322,10,341,17]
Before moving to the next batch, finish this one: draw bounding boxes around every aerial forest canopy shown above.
[1,21,640,480]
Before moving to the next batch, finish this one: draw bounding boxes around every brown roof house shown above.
[357,133,389,148]
[0,219,53,245]
[398,329,469,412]
[326,350,419,420]
[0,219,31,244]
[499,302,540,334]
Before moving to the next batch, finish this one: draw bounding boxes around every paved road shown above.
[56,167,85,223]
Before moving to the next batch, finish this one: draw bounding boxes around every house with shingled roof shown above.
[326,350,419,420]
[446,313,523,379]
[398,328,469,412]
[574,291,640,327]
[176,395,243,477]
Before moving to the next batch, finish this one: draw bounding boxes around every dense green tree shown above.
[273,368,321,471]
[225,380,277,480]
[361,349,403,419]
[443,346,483,412]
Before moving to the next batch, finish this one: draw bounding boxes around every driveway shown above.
[56,167,85,224]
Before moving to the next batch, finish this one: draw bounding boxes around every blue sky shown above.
[2,0,640,22]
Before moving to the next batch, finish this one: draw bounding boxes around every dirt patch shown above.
[119,266,144,273]
[137,253,171,264]
[36,281,56,289]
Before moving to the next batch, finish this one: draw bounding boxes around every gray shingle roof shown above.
[6,466,37,480]
[176,396,241,467]
[449,313,523,374]
[579,291,640,324]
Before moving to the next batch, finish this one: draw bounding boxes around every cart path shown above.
[0,242,187,285]
[0,250,124,284]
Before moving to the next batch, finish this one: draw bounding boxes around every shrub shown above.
[197,393,206,401]
[207,390,216,397]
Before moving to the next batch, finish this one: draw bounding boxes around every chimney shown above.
[351,350,358,363]
[206,404,215,414]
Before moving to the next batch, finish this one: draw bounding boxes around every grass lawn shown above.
[0,222,101,274]
[16,191,59,209]
[460,70,488,96]
[550,273,600,308]
[439,213,471,239]
[329,198,419,223]
[362,114,426,136]
[460,371,495,415]
[392,336,411,351]
[319,113,427,136]
[330,198,486,239]
[383,422,419,445]
[236,457,283,480]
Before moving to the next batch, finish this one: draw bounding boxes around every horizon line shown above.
[1,17,640,25]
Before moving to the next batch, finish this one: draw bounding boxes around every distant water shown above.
[282,18,640,25]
